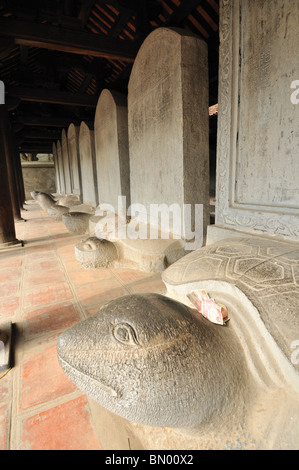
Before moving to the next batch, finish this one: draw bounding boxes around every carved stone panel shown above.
[215,0,299,240]
[128,27,209,240]
[56,140,65,195]
[68,123,81,196]
[79,122,98,207]
[61,129,72,195]
[94,89,130,211]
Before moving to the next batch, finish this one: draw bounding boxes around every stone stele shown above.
[67,123,81,196]
[79,121,98,207]
[211,0,299,242]
[128,27,210,243]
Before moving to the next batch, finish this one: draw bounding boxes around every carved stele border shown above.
[215,0,299,241]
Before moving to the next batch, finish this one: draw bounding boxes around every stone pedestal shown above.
[211,0,299,243]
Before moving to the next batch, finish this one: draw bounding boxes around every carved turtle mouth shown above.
[58,356,120,398]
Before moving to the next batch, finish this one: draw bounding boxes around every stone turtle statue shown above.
[57,293,249,429]
[75,237,118,268]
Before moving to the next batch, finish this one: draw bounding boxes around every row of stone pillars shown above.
[0,104,25,248]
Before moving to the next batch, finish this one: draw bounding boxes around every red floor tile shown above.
[0,280,20,299]
[0,369,12,403]
[24,257,60,272]
[0,267,21,283]
[68,268,114,285]
[0,404,9,450]
[128,275,166,294]
[21,395,101,450]
[19,344,77,411]
[76,279,128,307]
[22,301,81,339]
[0,297,19,319]
[23,282,73,308]
[24,268,66,289]
[0,257,22,270]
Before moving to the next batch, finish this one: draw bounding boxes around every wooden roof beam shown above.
[7,86,98,107]
[0,17,139,62]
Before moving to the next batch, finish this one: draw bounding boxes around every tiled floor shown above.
[0,201,166,450]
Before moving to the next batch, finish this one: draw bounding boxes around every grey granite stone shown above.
[57,293,248,429]
[62,212,91,235]
[75,237,118,268]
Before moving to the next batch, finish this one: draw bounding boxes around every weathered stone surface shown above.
[57,195,80,207]
[22,164,56,202]
[128,27,209,242]
[94,89,130,210]
[57,293,248,429]
[61,129,72,194]
[67,124,81,196]
[47,204,69,220]
[212,0,299,242]
[75,237,118,268]
[52,142,61,195]
[33,191,56,211]
[62,211,91,234]
[79,122,98,207]
[56,140,66,195]
[162,236,299,374]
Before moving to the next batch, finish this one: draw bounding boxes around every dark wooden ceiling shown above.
[0,0,219,154]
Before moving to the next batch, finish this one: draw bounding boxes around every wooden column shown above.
[2,107,22,221]
[0,105,19,246]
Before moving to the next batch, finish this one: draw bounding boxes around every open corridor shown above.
[0,201,166,450]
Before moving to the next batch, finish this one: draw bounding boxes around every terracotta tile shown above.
[23,282,73,308]
[113,268,152,284]
[21,396,101,450]
[0,256,22,270]
[0,267,21,283]
[22,301,81,339]
[84,287,130,314]
[24,268,66,289]
[24,257,61,272]
[19,344,77,411]
[0,297,19,319]
[0,280,20,299]
[0,369,12,403]
[128,275,166,295]
[76,279,128,307]
[61,259,84,272]
[0,404,9,450]
[68,268,114,285]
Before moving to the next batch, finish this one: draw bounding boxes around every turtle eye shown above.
[113,323,139,346]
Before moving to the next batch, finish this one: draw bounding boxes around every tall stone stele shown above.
[52,142,61,195]
[128,27,210,247]
[67,123,81,197]
[61,129,72,195]
[56,140,66,196]
[79,122,98,208]
[209,0,299,243]
[94,89,130,212]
